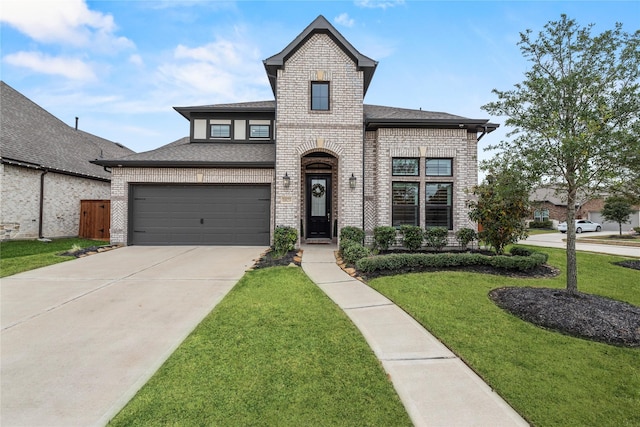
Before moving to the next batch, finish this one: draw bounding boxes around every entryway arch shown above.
[301,151,338,242]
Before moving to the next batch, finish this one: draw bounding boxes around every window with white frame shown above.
[534,208,550,222]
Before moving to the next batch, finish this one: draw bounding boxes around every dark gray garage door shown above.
[130,184,270,245]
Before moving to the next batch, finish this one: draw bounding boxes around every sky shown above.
[2,0,639,167]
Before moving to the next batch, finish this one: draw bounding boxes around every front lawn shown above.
[0,238,109,277]
[368,247,640,427]
[109,267,411,426]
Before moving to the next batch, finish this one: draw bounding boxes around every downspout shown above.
[362,122,366,236]
[39,169,48,238]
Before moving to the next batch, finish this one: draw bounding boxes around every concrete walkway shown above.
[301,244,529,427]
[1,246,265,427]
[520,231,640,258]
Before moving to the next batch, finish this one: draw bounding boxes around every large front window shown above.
[311,82,329,111]
[392,182,419,226]
[426,183,452,229]
[392,158,419,176]
[426,158,452,176]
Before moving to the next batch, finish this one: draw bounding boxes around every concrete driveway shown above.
[520,231,640,257]
[1,246,265,427]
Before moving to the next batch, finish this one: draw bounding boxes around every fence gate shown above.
[79,200,111,240]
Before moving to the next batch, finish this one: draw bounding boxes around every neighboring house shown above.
[94,15,498,246]
[530,187,639,231]
[0,81,134,240]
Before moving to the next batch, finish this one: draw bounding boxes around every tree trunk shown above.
[566,188,578,294]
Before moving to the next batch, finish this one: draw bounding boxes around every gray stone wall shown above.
[274,33,364,238]
[1,164,110,240]
[109,167,274,245]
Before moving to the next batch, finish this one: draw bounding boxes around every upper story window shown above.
[426,158,453,176]
[311,82,329,111]
[392,158,420,176]
[211,124,231,138]
[250,124,270,139]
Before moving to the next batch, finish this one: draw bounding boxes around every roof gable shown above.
[0,81,134,180]
[263,15,377,97]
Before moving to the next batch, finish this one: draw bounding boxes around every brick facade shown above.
[275,33,364,241]
[0,164,110,240]
[363,128,478,245]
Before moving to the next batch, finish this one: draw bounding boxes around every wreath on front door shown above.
[311,183,326,198]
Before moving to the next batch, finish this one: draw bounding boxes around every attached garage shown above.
[129,184,270,245]
[590,211,640,232]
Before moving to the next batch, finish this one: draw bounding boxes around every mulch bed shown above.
[357,263,560,281]
[60,245,121,258]
[490,287,640,347]
[252,249,302,269]
[616,259,640,271]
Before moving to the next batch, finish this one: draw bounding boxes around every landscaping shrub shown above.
[455,227,478,249]
[373,226,397,251]
[341,242,370,265]
[273,226,297,257]
[510,246,532,257]
[340,226,365,245]
[400,225,424,251]
[424,227,449,252]
[356,250,548,274]
[634,227,640,234]
[529,220,553,229]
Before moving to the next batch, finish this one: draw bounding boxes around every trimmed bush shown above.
[424,227,449,252]
[273,226,297,257]
[356,250,548,274]
[529,220,553,229]
[510,246,532,257]
[340,226,365,245]
[373,226,398,251]
[455,228,478,248]
[400,225,424,251]
[633,227,640,234]
[341,242,370,265]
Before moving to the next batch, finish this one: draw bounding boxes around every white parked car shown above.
[558,219,602,233]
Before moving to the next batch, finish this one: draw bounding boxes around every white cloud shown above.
[156,34,271,103]
[3,51,96,81]
[355,0,405,9]
[129,54,144,67]
[335,13,355,28]
[1,0,134,51]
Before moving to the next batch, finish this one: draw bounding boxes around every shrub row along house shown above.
[0,82,134,241]
[94,15,498,246]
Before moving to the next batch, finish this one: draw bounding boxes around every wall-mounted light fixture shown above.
[283,172,291,188]
[349,173,356,189]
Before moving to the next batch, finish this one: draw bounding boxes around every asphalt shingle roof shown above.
[96,137,275,167]
[0,81,134,180]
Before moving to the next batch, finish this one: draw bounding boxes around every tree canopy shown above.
[482,15,640,292]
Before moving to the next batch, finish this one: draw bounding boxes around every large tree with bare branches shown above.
[482,15,640,293]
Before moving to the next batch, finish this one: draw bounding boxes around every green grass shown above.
[526,228,557,235]
[368,247,640,427]
[109,267,411,426]
[0,238,108,277]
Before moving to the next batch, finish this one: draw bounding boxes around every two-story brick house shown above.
[95,15,498,246]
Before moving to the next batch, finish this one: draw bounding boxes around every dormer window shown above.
[311,82,329,111]
[211,124,231,138]
[250,124,270,138]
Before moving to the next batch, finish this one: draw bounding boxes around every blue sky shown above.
[2,0,638,165]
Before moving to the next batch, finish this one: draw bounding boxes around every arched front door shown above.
[306,174,331,238]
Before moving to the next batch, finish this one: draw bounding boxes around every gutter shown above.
[39,169,48,238]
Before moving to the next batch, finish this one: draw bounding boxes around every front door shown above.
[306,175,331,238]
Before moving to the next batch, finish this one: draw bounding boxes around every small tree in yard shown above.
[601,196,634,235]
[482,15,640,293]
[424,227,449,252]
[468,165,531,255]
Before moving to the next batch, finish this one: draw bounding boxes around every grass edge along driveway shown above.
[0,238,108,278]
[109,266,411,426]
[368,247,640,427]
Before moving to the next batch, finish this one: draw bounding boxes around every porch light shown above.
[349,173,356,189]
[283,172,291,188]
